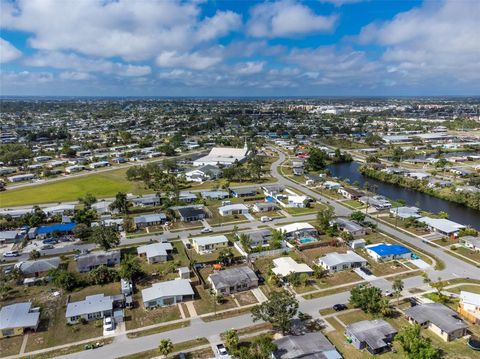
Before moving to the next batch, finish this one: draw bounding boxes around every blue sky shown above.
[0,0,479,96]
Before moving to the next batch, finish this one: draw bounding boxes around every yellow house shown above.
[192,235,228,254]
[0,302,40,338]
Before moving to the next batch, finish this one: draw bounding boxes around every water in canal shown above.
[328,161,480,230]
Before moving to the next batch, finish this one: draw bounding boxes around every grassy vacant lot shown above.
[0,168,150,207]
[0,334,24,357]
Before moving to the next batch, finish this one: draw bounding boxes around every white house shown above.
[271,257,313,278]
[277,222,317,239]
[218,203,249,216]
[7,174,34,182]
[192,235,229,254]
[460,236,480,252]
[418,217,465,237]
[366,243,412,262]
[287,195,309,208]
[137,242,173,264]
[193,142,249,167]
[65,294,114,324]
[318,251,367,273]
[323,181,341,190]
[142,279,194,308]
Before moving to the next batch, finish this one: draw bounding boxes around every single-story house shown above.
[460,236,480,251]
[178,192,197,203]
[334,218,366,237]
[0,302,40,338]
[76,250,121,273]
[318,251,367,273]
[142,279,194,308]
[43,204,75,216]
[366,243,411,262]
[91,201,114,214]
[36,222,77,239]
[262,184,285,197]
[192,235,228,254]
[273,332,342,359]
[277,222,317,240]
[323,181,341,190]
[218,203,249,216]
[134,213,167,229]
[0,230,25,244]
[418,217,465,237]
[130,195,161,207]
[345,319,397,354]
[338,187,364,200]
[230,187,258,198]
[7,174,35,183]
[272,257,313,278]
[65,294,114,324]
[137,242,173,264]
[208,266,258,295]
[185,165,221,182]
[405,303,468,341]
[458,291,480,324]
[200,190,229,200]
[287,194,308,208]
[359,196,392,210]
[178,206,207,222]
[240,229,272,248]
[389,206,421,219]
[252,202,278,212]
[349,238,366,249]
[16,257,60,277]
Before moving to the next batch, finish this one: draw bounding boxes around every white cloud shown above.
[156,51,222,70]
[1,0,240,61]
[1,71,54,85]
[358,0,480,81]
[59,71,94,81]
[233,61,265,75]
[247,0,337,38]
[320,0,365,6]
[0,38,22,63]
[25,52,151,77]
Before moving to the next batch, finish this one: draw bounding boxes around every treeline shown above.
[359,165,480,211]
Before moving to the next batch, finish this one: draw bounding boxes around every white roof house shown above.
[218,203,249,216]
[193,143,249,167]
[65,294,113,322]
[278,222,315,235]
[389,206,421,219]
[418,217,465,236]
[0,302,40,334]
[272,257,313,277]
[137,242,173,263]
[192,235,228,247]
[459,291,480,322]
[142,279,194,308]
[318,251,367,272]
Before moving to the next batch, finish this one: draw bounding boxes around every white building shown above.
[142,279,194,308]
[271,257,313,278]
[193,142,249,167]
[318,251,367,273]
[418,217,465,237]
[218,203,249,216]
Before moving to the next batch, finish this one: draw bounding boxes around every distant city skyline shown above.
[1,0,479,96]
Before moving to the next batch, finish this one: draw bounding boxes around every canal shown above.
[328,161,480,230]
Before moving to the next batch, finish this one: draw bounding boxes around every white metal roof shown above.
[272,257,313,277]
[193,235,228,246]
[278,222,315,234]
[142,279,194,303]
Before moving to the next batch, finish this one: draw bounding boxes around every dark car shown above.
[42,238,58,245]
[333,304,348,311]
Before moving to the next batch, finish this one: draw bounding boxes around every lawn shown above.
[125,299,182,330]
[0,335,23,357]
[343,200,365,209]
[0,167,150,207]
[452,247,480,264]
[126,320,190,338]
[234,290,258,306]
[192,285,238,315]
[447,284,480,295]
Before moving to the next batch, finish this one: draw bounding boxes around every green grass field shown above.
[0,168,151,207]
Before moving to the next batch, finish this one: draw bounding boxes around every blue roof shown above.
[368,243,411,256]
[37,223,76,235]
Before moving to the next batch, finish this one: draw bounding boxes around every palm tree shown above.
[158,338,173,358]
[392,279,404,304]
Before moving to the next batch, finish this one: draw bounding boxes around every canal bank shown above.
[328,161,480,230]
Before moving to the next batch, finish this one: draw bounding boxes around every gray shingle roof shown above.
[17,257,60,275]
[273,332,342,359]
[65,294,113,318]
[405,303,468,333]
[0,302,40,330]
[209,267,257,290]
[346,319,397,350]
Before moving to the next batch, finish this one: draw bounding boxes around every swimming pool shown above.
[298,237,317,244]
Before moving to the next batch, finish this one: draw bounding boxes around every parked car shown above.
[201,227,212,233]
[3,251,20,257]
[333,304,348,311]
[103,317,114,331]
[383,290,393,297]
[3,265,14,274]
[42,238,58,245]
[41,244,55,250]
[216,344,228,356]
[260,216,272,222]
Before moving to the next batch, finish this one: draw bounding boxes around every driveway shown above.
[353,268,377,281]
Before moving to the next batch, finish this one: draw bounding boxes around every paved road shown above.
[270,149,480,282]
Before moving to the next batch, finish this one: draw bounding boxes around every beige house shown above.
[191,235,228,254]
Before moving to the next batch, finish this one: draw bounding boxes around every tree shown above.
[251,290,298,334]
[218,248,234,266]
[306,148,327,171]
[119,256,144,280]
[78,193,97,209]
[49,269,78,291]
[247,155,266,180]
[350,211,366,223]
[396,324,440,359]
[29,249,41,260]
[110,192,129,214]
[317,208,334,232]
[349,285,385,315]
[90,225,120,251]
[158,338,173,358]
[234,334,277,359]
[89,265,118,285]
[224,329,239,352]
[437,211,449,219]
[73,223,92,241]
[392,279,404,304]
[270,230,284,249]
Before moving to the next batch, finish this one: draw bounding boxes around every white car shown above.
[201,227,212,233]
[260,216,272,222]
[216,344,228,356]
[103,317,114,331]
[3,251,20,257]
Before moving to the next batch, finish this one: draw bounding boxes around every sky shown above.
[0,0,479,97]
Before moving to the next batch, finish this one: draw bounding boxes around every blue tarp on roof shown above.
[368,243,411,256]
[37,223,76,235]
